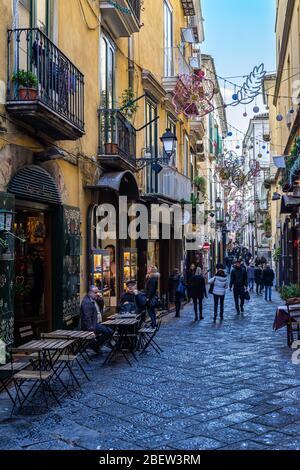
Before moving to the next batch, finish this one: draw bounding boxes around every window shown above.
[100,34,116,108]
[19,0,52,36]
[164,0,174,77]
[145,99,158,193]
[184,133,189,177]
[167,115,177,166]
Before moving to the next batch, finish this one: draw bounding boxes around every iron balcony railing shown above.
[128,0,141,23]
[98,109,136,163]
[145,165,192,202]
[7,28,84,132]
[164,46,193,78]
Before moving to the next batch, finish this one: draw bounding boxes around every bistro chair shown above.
[138,318,163,356]
[18,325,35,345]
[0,357,29,407]
[286,298,300,346]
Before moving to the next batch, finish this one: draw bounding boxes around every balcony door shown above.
[100,34,116,109]
[145,99,158,193]
[18,0,52,36]
[164,0,174,77]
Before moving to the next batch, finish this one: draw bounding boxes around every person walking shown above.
[145,266,160,328]
[168,268,186,318]
[190,267,207,321]
[254,265,263,295]
[208,264,228,323]
[186,263,196,302]
[247,264,255,293]
[230,260,248,315]
[262,264,275,302]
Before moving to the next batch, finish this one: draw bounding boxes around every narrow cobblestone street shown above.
[2,288,300,451]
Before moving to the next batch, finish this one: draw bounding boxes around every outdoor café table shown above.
[101,318,139,366]
[273,304,300,346]
[14,339,75,375]
[41,330,95,362]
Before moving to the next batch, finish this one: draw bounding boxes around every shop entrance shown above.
[14,201,52,337]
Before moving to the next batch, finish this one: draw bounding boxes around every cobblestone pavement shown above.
[1,288,300,450]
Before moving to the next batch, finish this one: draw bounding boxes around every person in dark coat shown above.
[80,286,113,352]
[254,265,263,295]
[186,264,196,302]
[119,280,148,319]
[145,267,160,328]
[168,268,186,318]
[230,260,248,315]
[190,267,207,321]
[262,265,275,302]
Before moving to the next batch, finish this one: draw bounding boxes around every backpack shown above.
[176,277,186,297]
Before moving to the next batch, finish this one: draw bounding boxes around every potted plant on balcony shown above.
[121,88,139,121]
[194,176,206,196]
[12,70,38,100]
[264,216,272,238]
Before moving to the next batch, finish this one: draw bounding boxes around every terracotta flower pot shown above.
[18,87,38,100]
[105,143,118,155]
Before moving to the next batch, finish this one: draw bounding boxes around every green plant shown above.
[263,216,272,233]
[280,284,300,301]
[12,69,38,88]
[194,176,206,195]
[273,247,281,262]
[120,88,138,120]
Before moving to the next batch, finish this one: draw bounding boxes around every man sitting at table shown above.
[119,280,147,317]
[80,286,113,353]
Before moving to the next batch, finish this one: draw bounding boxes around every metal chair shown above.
[286,298,300,346]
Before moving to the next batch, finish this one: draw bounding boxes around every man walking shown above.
[254,264,263,295]
[230,260,248,315]
[262,264,275,302]
[247,264,255,292]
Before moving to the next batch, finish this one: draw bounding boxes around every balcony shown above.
[6,28,84,141]
[98,109,136,172]
[100,0,141,38]
[145,166,192,202]
[162,47,193,93]
[181,0,195,16]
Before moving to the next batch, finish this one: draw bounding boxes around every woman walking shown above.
[145,266,160,328]
[208,264,228,323]
[168,268,186,318]
[190,267,207,321]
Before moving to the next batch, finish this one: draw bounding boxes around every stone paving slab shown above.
[1,288,300,450]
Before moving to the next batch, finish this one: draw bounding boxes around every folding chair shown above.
[286,298,300,346]
[18,325,35,345]
[0,361,29,406]
[138,319,163,355]
[12,366,61,414]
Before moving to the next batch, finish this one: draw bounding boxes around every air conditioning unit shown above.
[189,55,201,69]
[181,27,196,43]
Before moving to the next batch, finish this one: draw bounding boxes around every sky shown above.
[201,0,276,149]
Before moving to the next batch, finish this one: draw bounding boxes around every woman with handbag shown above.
[168,268,186,318]
[208,264,228,323]
[145,266,160,328]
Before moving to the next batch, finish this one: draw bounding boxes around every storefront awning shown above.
[280,195,300,214]
[88,171,139,200]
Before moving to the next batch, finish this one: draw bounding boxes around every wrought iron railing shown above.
[164,46,193,78]
[98,109,136,163]
[7,28,84,131]
[128,0,141,23]
[145,165,192,201]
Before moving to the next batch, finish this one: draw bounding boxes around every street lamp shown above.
[160,128,177,159]
[215,197,222,210]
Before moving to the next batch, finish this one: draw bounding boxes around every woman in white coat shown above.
[208,264,228,322]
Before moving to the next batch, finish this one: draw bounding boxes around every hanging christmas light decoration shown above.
[276,114,283,121]
[231,64,266,107]
[172,70,215,118]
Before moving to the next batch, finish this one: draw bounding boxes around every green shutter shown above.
[0,193,15,345]
[53,205,81,329]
